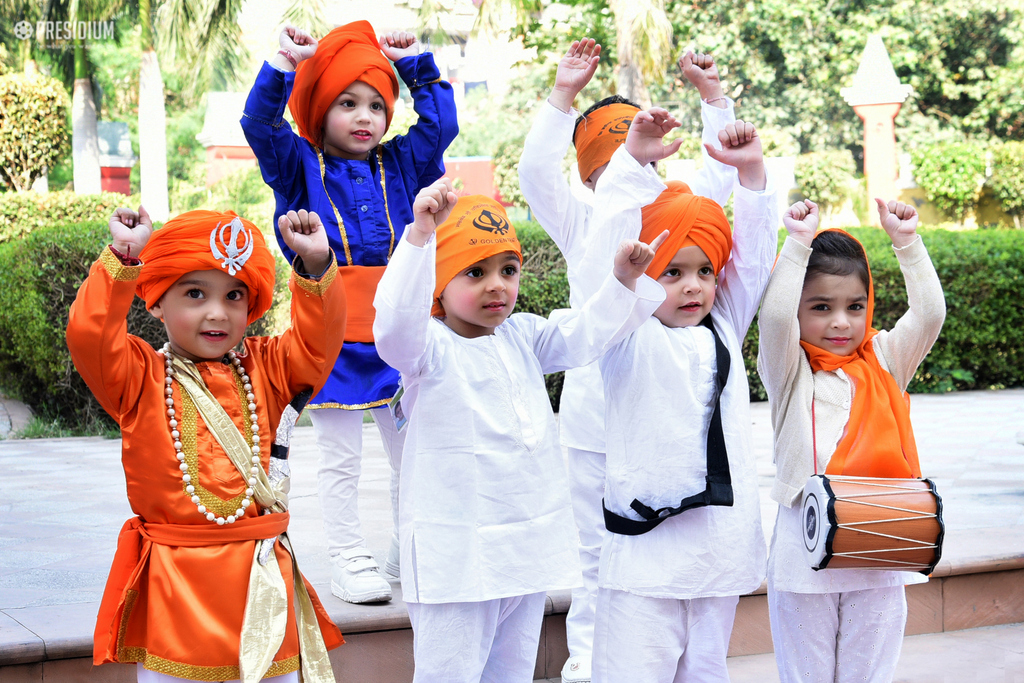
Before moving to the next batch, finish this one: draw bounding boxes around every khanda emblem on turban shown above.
[472,209,510,235]
[210,217,254,276]
[607,116,632,136]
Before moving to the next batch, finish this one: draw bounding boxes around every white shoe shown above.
[331,547,392,603]
[561,655,591,683]
[384,533,400,578]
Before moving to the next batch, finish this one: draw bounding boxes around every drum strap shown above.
[603,314,734,537]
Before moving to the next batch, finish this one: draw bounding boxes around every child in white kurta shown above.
[372,183,666,683]
[517,42,737,681]
[572,115,777,682]
[757,199,945,683]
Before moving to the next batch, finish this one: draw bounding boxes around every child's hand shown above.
[624,108,683,167]
[679,50,725,105]
[613,230,669,290]
[782,200,819,247]
[276,26,317,70]
[109,206,153,257]
[549,38,602,114]
[379,31,419,62]
[705,120,766,191]
[280,210,331,275]
[876,199,919,249]
[407,178,458,247]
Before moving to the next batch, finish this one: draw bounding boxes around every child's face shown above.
[439,251,521,338]
[322,81,388,160]
[652,245,716,328]
[149,269,249,362]
[583,162,609,191]
[797,273,868,355]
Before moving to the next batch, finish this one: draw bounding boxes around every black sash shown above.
[603,314,734,536]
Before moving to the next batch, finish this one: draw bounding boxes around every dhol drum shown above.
[801,475,944,574]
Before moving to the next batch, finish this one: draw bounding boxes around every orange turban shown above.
[137,210,276,325]
[288,20,400,148]
[640,181,732,278]
[573,103,639,183]
[431,195,522,316]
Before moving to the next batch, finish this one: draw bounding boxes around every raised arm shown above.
[372,179,458,376]
[525,237,667,373]
[756,200,817,403]
[66,207,156,421]
[871,200,946,390]
[518,38,601,263]
[381,32,459,189]
[678,51,738,206]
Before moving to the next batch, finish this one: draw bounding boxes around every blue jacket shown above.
[241,54,458,409]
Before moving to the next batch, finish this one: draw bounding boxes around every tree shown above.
[0,71,70,191]
[911,141,986,226]
[990,142,1024,229]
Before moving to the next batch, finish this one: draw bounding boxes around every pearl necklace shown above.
[162,344,260,525]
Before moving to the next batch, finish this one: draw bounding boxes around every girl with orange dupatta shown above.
[757,199,946,683]
[66,206,346,682]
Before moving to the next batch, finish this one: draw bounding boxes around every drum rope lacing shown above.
[829,479,939,567]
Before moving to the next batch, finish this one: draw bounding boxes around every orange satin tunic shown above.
[66,248,347,681]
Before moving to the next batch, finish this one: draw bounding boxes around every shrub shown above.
[0,221,290,433]
[0,71,70,192]
[911,141,987,226]
[794,150,856,215]
[989,141,1024,229]
[493,135,527,208]
[0,190,141,244]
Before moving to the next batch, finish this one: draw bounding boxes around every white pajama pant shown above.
[592,588,739,683]
[565,447,606,659]
[137,664,298,682]
[309,406,404,556]
[406,592,547,683]
[768,585,907,683]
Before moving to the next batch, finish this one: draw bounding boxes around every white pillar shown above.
[72,78,101,195]
[139,50,170,222]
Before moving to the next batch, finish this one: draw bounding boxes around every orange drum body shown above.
[801,475,944,574]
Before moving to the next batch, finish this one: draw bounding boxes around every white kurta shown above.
[517,100,738,453]
[572,146,778,599]
[372,233,665,604]
[757,236,946,595]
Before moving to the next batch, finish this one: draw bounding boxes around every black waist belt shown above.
[603,314,734,536]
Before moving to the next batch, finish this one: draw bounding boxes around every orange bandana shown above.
[799,230,921,479]
[639,181,732,278]
[432,195,522,316]
[288,20,400,148]
[573,103,639,183]
[137,210,276,325]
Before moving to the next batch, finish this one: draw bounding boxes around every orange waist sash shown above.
[94,513,290,664]
[339,265,385,343]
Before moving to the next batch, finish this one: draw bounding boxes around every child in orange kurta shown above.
[66,206,347,682]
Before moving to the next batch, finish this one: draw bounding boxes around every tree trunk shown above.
[616,63,651,108]
[611,1,653,108]
[72,78,102,195]
[139,49,170,221]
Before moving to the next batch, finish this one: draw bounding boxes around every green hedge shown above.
[514,222,1024,406]
[0,220,289,433]
[0,191,141,244]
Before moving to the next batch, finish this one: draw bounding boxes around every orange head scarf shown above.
[573,102,639,183]
[288,20,400,149]
[799,229,921,479]
[137,210,276,325]
[639,181,732,278]
[431,195,522,316]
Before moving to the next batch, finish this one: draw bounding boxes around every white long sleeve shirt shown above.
[372,234,665,604]
[518,99,738,453]
[572,146,778,599]
[757,236,946,594]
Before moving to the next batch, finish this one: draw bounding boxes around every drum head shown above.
[801,475,829,569]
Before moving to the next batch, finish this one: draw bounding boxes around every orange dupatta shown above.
[799,230,922,479]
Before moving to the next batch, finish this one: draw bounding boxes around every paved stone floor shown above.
[1,388,1023,677]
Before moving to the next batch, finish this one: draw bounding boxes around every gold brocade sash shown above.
[169,354,335,683]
